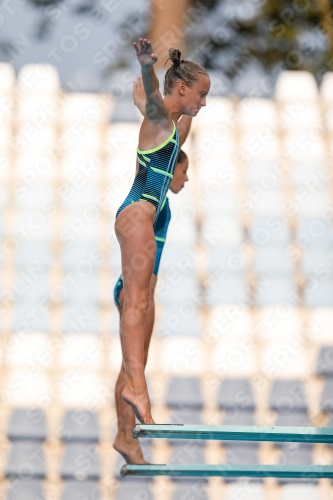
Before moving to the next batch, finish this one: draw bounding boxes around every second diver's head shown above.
[169,149,189,194]
[163,48,210,118]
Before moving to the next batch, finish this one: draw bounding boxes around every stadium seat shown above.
[308,309,333,343]
[237,98,278,128]
[6,334,52,368]
[222,409,255,426]
[201,215,243,246]
[0,153,10,181]
[172,480,208,499]
[18,64,60,93]
[301,246,333,275]
[166,377,203,409]
[60,275,100,305]
[6,372,50,406]
[217,378,255,411]
[290,161,327,186]
[17,93,58,123]
[111,97,140,122]
[61,152,102,182]
[211,339,256,377]
[62,303,100,334]
[316,346,333,377]
[115,480,154,500]
[11,302,51,334]
[0,183,9,208]
[269,380,308,413]
[155,304,202,337]
[14,240,53,269]
[320,71,333,102]
[194,96,234,127]
[205,273,249,306]
[60,443,101,480]
[261,336,307,379]
[275,71,318,101]
[320,379,333,412]
[278,484,321,500]
[200,188,238,215]
[296,191,331,218]
[105,123,139,157]
[224,445,260,483]
[240,129,280,162]
[158,243,197,275]
[164,219,197,245]
[60,410,100,442]
[274,412,310,428]
[62,241,101,270]
[155,274,201,305]
[59,184,99,209]
[254,246,293,274]
[0,62,15,91]
[7,408,47,442]
[196,155,237,183]
[245,160,281,187]
[280,104,320,129]
[5,481,45,500]
[5,442,46,478]
[256,306,301,341]
[59,335,101,368]
[60,210,101,242]
[225,444,259,465]
[225,482,265,500]
[250,190,285,217]
[255,275,298,306]
[248,216,291,246]
[205,304,252,339]
[296,218,333,249]
[205,244,245,275]
[304,278,333,307]
[62,481,100,500]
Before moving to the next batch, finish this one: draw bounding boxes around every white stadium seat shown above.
[0,63,15,92]
[320,71,333,102]
[17,64,60,94]
[237,98,278,129]
[275,71,319,101]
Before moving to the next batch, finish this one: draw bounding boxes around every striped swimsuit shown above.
[114,196,171,307]
[115,120,180,227]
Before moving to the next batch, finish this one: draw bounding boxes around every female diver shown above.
[113,77,190,465]
[113,38,210,442]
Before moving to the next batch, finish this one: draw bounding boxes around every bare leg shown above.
[114,201,156,424]
[113,275,157,464]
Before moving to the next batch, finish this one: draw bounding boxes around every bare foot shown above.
[122,385,155,424]
[113,435,150,465]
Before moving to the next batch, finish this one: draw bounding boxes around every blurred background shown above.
[0,0,333,499]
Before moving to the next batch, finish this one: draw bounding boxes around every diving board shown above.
[122,424,333,478]
[121,463,333,478]
[133,424,333,444]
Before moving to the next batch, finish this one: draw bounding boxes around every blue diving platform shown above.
[133,424,333,444]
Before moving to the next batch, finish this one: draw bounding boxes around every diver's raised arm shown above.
[133,38,168,122]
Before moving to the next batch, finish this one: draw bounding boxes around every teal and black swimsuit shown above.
[115,120,180,228]
[114,121,179,307]
[114,196,171,307]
